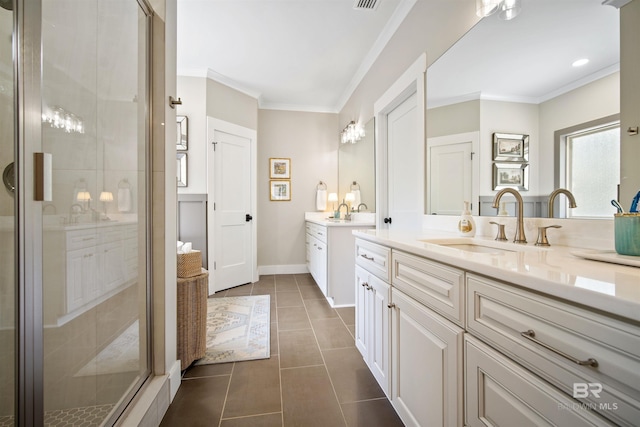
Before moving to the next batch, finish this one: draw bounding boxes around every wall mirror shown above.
[338,117,375,211]
[177,115,188,150]
[177,152,187,187]
[426,0,620,218]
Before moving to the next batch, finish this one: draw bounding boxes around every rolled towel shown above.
[316,189,327,211]
[351,189,361,207]
[118,188,132,212]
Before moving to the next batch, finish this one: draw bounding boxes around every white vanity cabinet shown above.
[45,222,137,325]
[467,274,640,427]
[389,250,464,427]
[305,221,375,306]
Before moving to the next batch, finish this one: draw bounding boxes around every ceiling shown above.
[177,0,620,113]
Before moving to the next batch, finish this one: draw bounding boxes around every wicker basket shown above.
[177,250,202,278]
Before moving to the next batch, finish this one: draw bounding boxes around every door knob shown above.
[246,214,253,222]
[383,217,392,224]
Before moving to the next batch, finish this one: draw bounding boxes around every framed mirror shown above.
[177,152,187,187]
[338,117,375,211]
[177,115,188,151]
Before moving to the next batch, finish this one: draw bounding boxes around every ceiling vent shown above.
[353,0,380,11]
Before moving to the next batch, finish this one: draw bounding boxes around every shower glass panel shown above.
[0,2,14,426]
[41,0,149,424]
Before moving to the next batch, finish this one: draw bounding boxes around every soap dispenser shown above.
[458,201,476,237]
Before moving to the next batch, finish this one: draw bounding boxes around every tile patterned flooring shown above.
[160,274,404,427]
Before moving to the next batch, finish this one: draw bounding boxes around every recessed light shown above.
[572,58,589,67]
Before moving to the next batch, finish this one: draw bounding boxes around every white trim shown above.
[258,264,309,276]
[206,118,258,296]
[336,0,418,112]
[258,101,338,113]
[168,360,181,401]
[374,53,427,229]
[602,0,632,9]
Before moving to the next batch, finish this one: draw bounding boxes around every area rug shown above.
[195,295,270,365]
[75,321,140,377]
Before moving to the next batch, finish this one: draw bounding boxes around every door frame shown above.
[426,131,480,215]
[374,53,427,230]
[206,117,258,295]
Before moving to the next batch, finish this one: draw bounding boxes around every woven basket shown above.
[177,250,202,278]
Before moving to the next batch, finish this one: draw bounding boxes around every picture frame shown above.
[493,132,529,162]
[270,180,291,201]
[493,163,529,191]
[176,115,188,151]
[269,157,291,179]
[177,152,187,187]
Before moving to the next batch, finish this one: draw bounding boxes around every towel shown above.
[351,189,361,207]
[118,188,132,212]
[316,189,327,211]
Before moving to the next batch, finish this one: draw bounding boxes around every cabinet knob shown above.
[383,217,392,224]
[387,303,396,309]
[366,285,372,290]
[361,282,368,287]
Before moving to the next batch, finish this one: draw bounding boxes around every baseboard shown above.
[169,360,181,401]
[258,264,309,276]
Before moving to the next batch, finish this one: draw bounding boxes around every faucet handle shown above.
[489,221,508,241]
[535,225,562,247]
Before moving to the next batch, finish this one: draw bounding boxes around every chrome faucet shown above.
[357,203,368,212]
[548,188,577,218]
[337,202,350,220]
[492,188,527,244]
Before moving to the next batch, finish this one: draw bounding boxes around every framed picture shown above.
[176,115,188,151]
[493,163,529,191]
[269,157,291,179]
[177,152,187,187]
[493,132,529,162]
[270,180,291,201]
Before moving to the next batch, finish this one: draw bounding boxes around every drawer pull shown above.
[360,254,375,261]
[520,330,598,368]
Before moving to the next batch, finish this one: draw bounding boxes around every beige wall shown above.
[258,109,338,271]
[427,100,480,138]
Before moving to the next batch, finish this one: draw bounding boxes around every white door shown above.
[387,92,422,230]
[208,118,257,294]
[427,132,479,216]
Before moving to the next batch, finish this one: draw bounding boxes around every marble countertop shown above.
[353,229,640,324]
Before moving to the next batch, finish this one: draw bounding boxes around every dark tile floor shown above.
[160,274,404,427]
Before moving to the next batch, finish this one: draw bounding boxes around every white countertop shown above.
[305,211,375,227]
[353,229,640,324]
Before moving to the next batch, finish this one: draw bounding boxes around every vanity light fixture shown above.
[476,0,521,21]
[328,192,338,210]
[345,192,356,211]
[340,121,365,144]
[76,191,92,211]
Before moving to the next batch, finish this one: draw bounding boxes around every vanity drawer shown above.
[391,250,465,327]
[467,274,640,427]
[355,238,390,282]
[66,228,98,251]
[306,222,327,244]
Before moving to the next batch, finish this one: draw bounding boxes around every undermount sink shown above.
[420,237,542,254]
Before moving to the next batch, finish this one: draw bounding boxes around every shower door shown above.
[7,0,154,425]
[0,1,15,425]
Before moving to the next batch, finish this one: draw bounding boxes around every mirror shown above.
[426,0,619,218]
[177,115,188,151]
[338,117,375,211]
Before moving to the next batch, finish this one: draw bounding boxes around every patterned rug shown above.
[195,295,270,365]
[75,321,140,377]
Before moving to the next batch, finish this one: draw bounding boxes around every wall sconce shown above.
[99,191,114,218]
[42,105,85,134]
[76,191,92,211]
[476,0,521,20]
[341,121,365,144]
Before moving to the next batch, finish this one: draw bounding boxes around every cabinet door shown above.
[99,241,125,293]
[368,273,390,396]
[66,247,98,312]
[465,335,613,427]
[391,288,464,427]
[355,265,370,358]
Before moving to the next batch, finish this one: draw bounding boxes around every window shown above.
[559,120,620,218]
